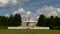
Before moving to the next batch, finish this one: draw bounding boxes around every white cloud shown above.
[4,14,10,17]
[12,8,29,21]
[12,8,38,21]
[0,0,17,7]
[57,8,60,12]
[12,6,60,21]
[36,6,59,17]
[0,0,29,7]
[0,0,9,7]
[12,8,26,15]
[26,11,31,16]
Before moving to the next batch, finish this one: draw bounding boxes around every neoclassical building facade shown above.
[21,21,37,27]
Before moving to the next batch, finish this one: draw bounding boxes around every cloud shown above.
[0,0,29,16]
[28,0,55,7]
[36,6,59,17]
[12,8,32,21]
[12,8,28,21]
[0,0,29,7]
[5,6,60,21]
[12,8,38,21]
[0,0,8,7]
[12,8,26,15]
[11,6,60,21]
[26,11,31,15]
[57,8,60,12]
[0,0,17,7]
[3,14,10,17]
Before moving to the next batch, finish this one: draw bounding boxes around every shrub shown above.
[50,26,60,30]
[0,26,7,29]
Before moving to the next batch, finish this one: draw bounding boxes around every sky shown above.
[0,0,60,21]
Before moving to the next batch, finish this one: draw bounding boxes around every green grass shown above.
[0,26,7,29]
[0,29,60,34]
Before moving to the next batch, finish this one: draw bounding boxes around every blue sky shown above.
[23,0,60,11]
[0,0,60,21]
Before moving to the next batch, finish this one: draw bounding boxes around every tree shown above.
[2,16,8,26]
[0,16,3,26]
[50,16,55,26]
[13,14,21,26]
[0,16,8,26]
[37,15,46,26]
[8,15,14,26]
[55,16,60,26]
[46,16,55,27]
[8,14,21,26]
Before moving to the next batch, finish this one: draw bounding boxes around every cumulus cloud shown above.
[12,8,29,21]
[0,0,8,7]
[12,6,60,21]
[26,11,31,17]
[12,8,26,15]
[57,8,60,12]
[3,14,10,17]
[0,0,17,7]
[36,6,60,17]
[12,8,38,21]
[0,0,29,7]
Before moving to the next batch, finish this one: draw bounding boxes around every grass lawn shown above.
[0,29,60,34]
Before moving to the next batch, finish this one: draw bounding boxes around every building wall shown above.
[21,22,37,27]
[28,22,37,27]
[21,22,27,26]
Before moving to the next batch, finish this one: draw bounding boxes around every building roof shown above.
[22,21,37,22]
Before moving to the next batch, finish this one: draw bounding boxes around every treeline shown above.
[37,15,60,30]
[0,14,60,29]
[0,14,21,27]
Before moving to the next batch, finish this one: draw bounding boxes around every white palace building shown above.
[8,19,49,29]
[21,20,37,27]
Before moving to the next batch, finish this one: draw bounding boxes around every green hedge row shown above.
[0,26,7,29]
[50,26,60,30]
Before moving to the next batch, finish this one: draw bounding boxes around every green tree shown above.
[13,14,21,26]
[37,15,46,26]
[8,15,14,26]
[55,16,60,26]
[8,14,21,26]
[2,16,8,26]
[45,16,56,27]
[0,16,3,26]
[0,16,8,26]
